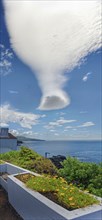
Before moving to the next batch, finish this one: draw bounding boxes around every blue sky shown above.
[0,0,101,140]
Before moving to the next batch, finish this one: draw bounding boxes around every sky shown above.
[0,0,102,140]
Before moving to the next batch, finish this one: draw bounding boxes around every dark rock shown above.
[50,155,66,169]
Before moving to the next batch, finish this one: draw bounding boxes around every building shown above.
[0,128,17,152]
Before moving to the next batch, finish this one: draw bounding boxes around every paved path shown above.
[0,185,23,220]
[73,210,102,220]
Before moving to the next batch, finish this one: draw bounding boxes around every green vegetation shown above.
[0,147,102,197]
[0,160,5,164]
[0,147,57,175]
[59,157,102,197]
[16,173,98,210]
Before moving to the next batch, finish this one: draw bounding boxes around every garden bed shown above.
[16,173,99,211]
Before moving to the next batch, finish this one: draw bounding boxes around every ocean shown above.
[18,140,102,164]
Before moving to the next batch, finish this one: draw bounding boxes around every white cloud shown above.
[41,114,46,118]
[50,129,56,132]
[80,111,88,114]
[66,126,72,129]
[22,131,39,137]
[0,104,42,129]
[0,122,9,127]
[78,121,95,128]
[0,44,5,49]
[45,117,76,129]
[9,90,18,94]
[54,133,59,136]
[56,112,66,116]
[60,112,66,116]
[9,129,19,136]
[9,129,39,137]
[0,44,13,76]
[4,1,101,110]
[64,129,68,132]
[82,72,92,82]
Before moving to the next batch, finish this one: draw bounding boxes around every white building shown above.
[0,128,17,152]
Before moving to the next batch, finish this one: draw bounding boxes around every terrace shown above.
[0,162,101,220]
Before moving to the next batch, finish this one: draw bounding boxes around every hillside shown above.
[17,136,45,142]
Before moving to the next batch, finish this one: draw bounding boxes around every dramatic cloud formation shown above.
[0,44,13,76]
[0,104,44,129]
[82,72,92,82]
[3,1,101,110]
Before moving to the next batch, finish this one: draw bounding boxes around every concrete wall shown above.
[6,163,27,175]
[0,163,102,220]
[0,139,17,150]
[0,177,8,191]
[0,164,7,173]
[8,176,67,220]
[0,164,8,191]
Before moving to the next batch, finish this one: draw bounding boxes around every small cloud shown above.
[0,44,14,76]
[0,44,5,49]
[47,117,76,129]
[66,126,72,129]
[78,121,95,128]
[80,111,88,114]
[10,129,39,137]
[54,133,59,136]
[9,90,18,94]
[64,129,68,132]
[10,129,19,136]
[41,114,46,118]
[60,112,66,116]
[50,129,55,132]
[56,112,66,116]
[44,118,76,130]
[0,122,9,127]
[82,72,92,82]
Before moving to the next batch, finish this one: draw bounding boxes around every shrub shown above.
[0,160,5,164]
[0,146,57,175]
[32,157,57,175]
[0,150,19,164]
[25,175,98,210]
[59,157,102,197]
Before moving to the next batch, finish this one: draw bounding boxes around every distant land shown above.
[17,136,45,143]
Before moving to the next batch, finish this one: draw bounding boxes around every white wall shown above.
[0,139,17,150]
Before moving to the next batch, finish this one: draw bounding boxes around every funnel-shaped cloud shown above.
[3,1,101,110]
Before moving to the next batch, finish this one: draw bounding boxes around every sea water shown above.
[19,140,102,164]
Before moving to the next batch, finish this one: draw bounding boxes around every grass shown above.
[0,160,5,164]
[1,147,101,197]
[16,173,99,211]
[0,147,57,175]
